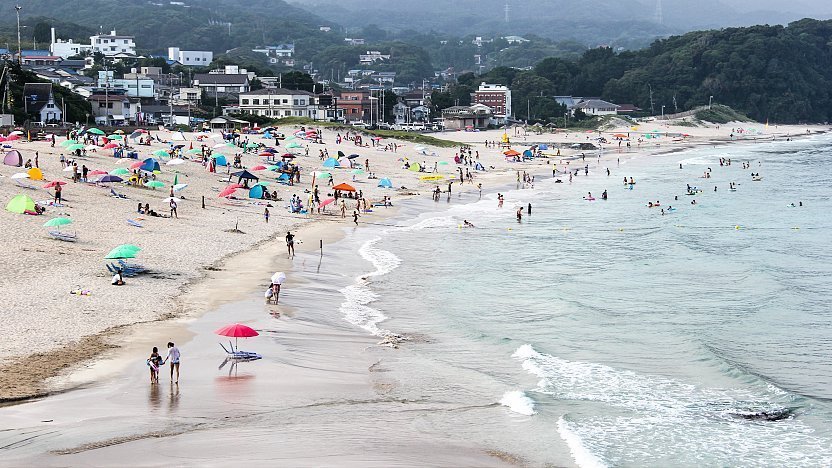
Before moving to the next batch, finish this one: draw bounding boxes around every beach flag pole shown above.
[320,239,323,257]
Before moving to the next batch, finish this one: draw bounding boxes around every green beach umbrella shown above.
[87,128,105,135]
[224,143,236,148]
[186,148,201,154]
[108,134,124,140]
[173,173,179,185]
[59,139,78,147]
[110,168,130,176]
[438,161,449,165]
[314,171,332,179]
[286,142,303,149]
[43,217,73,228]
[267,165,281,171]
[66,144,86,151]
[285,136,296,141]
[254,181,271,186]
[105,244,141,259]
[352,169,365,175]
[145,180,165,189]
[152,149,170,157]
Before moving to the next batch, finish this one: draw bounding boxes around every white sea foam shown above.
[499,390,537,416]
[512,344,832,466]
[557,417,608,468]
[338,237,401,337]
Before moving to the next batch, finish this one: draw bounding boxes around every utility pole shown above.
[15,5,22,64]
[709,95,713,109]
[648,83,654,115]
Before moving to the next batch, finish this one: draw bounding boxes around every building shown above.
[50,27,136,59]
[503,35,530,44]
[23,83,62,123]
[237,88,318,119]
[97,71,155,98]
[193,73,250,99]
[21,55,62,66]
[174,87,201,105]
[88,93,141,125]
[167,47,213,67]
[344,38,365,46]
[393,101,430,124]
[359,51,390,65]
[337,90,372,122]
[472,82,511,124]
[441,104,493,130]
[573,99,619,116]
[252,44,295,65]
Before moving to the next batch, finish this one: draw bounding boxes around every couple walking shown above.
[147,342,181,384]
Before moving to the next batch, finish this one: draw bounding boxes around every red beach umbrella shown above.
[130,161,144,169]
[251,165,267,171]
[103,143,119,149]
[89,170,107,176]
[214,323,259,348]
[43,180,67,189]
[218,187,238,198]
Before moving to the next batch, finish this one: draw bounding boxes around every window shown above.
[282,99,288,104]
[241,99,249,105]
[252,99,259,105]
[293,99,298,106]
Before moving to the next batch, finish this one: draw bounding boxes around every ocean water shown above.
[336,134,832,467]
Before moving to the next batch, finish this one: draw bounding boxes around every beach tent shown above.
[332,183,356,192]
[522,150,533,159]
[249,184,265,199]
[6,194,35,213]
[214,155,228,166]
[232,170,259,184]
[140,158,161,172]
[408,163,421,172]
[322,158,339,168]
[378,178,393,188]
[27,168,43,180]
[338,157,352,168]
[171,131,187,141]
[3,150,22,166]
[539,144,549,150]
[277,173,291,182]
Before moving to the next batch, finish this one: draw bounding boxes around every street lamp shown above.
[708,95,713,110]
[15,5,22,63]
[661,105,665,120]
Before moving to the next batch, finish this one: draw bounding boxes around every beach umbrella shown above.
[281,153,295,159]
[162,197,182,204]
[214,323,259,348]
[348,154,361,159]
[504,149,520,156]
[129,130,143,140]
[103,143,119,149]
[97,175,123,183]
[251,165,267,171]
[258,151,272,157]
[352,169,365,175]
[67,144,85,152]
[166,158,185,166]
[210,153,227,159]
[107,134,124,140]
[314,171,332,179]
[378,178,393,188]
[245,142,259,149]
[42,181,67,189]
[113,130,125,134]
[286,142,303,149]
[267,164,281,171]
[5,134,20,141]
[27,168,43,180]
[332,182,356,192]
[271,272,286,285]
[105,244,140,259]
[59,139,79,147]
[5,194,35,213]
[218,187,238,198]
[173,183,189,192]
[212,143,228,149]
[43,217,72,228]
[130,160,144,170]
[145,180,165,189]
[438,161,449,165]
[110,168,130,176]
[319,197,336,208]
[10,172,29,179]
[140,158,161,172]
[186,148,202,155]
[85,145,98,151]
[87,128,105,135]
[89,170,107,176]
[152,149,169,158]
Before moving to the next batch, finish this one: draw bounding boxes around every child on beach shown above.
[147,347,163,384]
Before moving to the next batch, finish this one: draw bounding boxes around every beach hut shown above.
[3,150,22,166]
[378,178,393,188]
[5,194,35,214]
[322,158,340,168]
[27,167,43,180]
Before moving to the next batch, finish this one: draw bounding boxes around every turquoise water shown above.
[337,135,832,467]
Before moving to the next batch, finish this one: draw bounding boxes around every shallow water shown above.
[336,135,832,467]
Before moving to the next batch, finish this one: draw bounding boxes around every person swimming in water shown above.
[463,219,475,227]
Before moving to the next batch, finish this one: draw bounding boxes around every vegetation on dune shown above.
[695,105,754,124]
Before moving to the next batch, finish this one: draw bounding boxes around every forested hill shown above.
[463,19,832,124]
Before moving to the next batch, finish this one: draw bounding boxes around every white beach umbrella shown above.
[162,197,182,203]
[166,158,186,166]
[213,143,228,149]
[11,172,29,179]
[85,145,98,151]
[172,183,188,192]
[62,166,75,172]
[271,272,286,284]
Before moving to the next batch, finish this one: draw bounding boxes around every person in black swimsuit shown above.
[285,231,295,258]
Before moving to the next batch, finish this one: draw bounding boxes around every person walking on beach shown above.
[169,199,178,218]
[148,347,163,384]
[165,342,180,384]
[286,231,295,258]
[353,211,359,225]
[264,207,270,223]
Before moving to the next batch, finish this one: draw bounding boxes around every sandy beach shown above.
[0,117,827,464]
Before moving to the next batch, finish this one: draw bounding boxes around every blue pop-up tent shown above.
[322,157,340,168]
[214,155,227,166]
[378,178,393,188]
[140,158,160,172]
[249,184,265,199]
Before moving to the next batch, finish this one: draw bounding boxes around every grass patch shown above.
[363,129,459,148]
[695,105,754,124]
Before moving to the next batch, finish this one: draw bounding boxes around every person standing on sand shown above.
[264,207,270,223]
[165,342,180,384]
[286,231,295,257]
[169,199,178,218]
[353,211,359,225]
[340,200,347,218]
[54,183,62,204]
[148,347,163,384]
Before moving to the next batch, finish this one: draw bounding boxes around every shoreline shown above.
[0,122,826,404]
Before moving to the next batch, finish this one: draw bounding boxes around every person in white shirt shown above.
[164,342,181,383]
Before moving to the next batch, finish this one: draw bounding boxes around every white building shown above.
[573,99,620,116]
[238,88,319,119]
[168,47,213,66]
[50,28,136,59]
[359,51,390,65]
[97,71,155,98]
